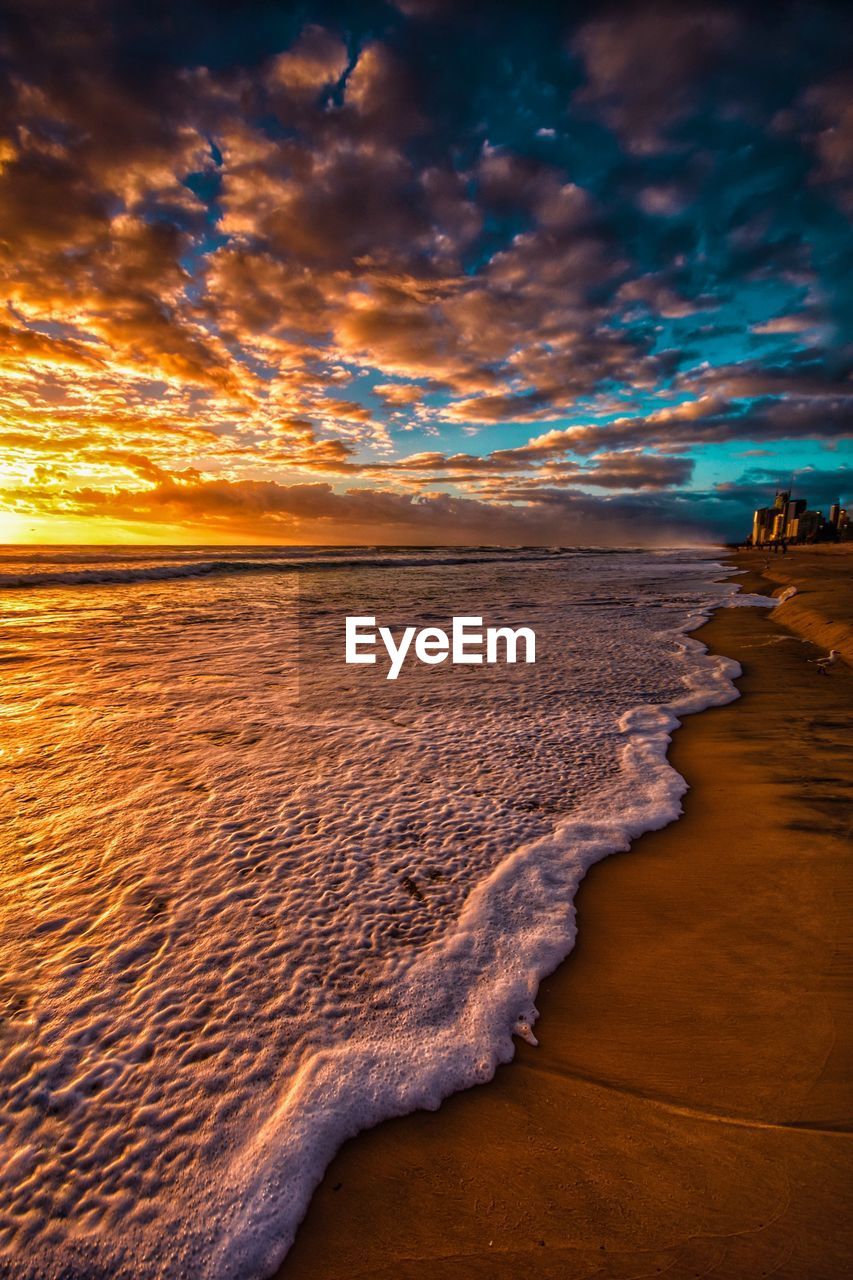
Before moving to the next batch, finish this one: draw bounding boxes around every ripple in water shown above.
[0,549,746,1278]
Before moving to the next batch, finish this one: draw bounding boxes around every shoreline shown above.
[733,543,853,662]
[275,547,852,1280]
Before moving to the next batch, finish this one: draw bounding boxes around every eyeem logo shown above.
[345,615,536,680]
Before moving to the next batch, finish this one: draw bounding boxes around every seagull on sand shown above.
[810,649,841,675]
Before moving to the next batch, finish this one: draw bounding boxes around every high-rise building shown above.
[829,503,841,528]
[771,511,787,539]
[750,491,829,543]
[784,498,806,539]
[796,510,824,541]
[752,507,773,544]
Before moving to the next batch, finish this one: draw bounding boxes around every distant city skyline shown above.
[0,0,851,544]
[750,486,849,545]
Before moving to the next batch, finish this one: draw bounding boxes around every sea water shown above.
[0,547,763,1279]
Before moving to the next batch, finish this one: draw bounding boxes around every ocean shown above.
[0,546,765,1279]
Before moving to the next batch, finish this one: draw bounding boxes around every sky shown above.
[0,0,851,545]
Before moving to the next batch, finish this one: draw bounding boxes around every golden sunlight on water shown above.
[0,550,739,1278]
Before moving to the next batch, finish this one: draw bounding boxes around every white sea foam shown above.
[0,549,767,1279]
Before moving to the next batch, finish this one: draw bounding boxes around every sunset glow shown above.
[1,2,850,544]
[1,7,851,1280]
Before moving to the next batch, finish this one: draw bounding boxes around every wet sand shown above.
[738,543,853,663]
[277,549,852,1280]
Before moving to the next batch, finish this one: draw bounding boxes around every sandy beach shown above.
[278,546,852,1280]
[3,2,852,1274]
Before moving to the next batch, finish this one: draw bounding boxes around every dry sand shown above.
[741,543,853,663]
[278,548,852,1280]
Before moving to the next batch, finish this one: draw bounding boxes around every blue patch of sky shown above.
[689,440,843,496]
[649,276,812,367]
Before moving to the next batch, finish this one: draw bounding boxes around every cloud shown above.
[751,315,817,335]
[0,0,850,543]
[714,464,851,512]
[264,25,349,99]
[777,76,853,211]
[373,383,429,407]
[2,469,712,546]
[572,4,739,154]
[558,395,853,455]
